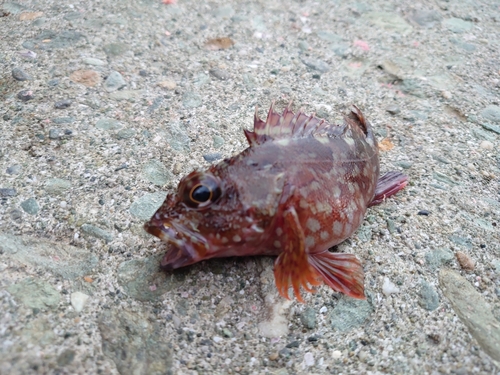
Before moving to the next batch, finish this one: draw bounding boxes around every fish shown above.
[144,103,408,302]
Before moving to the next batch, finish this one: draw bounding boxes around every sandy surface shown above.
[1,0,500,374]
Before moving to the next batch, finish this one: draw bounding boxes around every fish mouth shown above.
[144,216,209,270]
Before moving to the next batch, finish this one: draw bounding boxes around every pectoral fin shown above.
[309,251,365,299]
[273,207,321,303]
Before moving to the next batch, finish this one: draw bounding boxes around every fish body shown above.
[145,103,407,301]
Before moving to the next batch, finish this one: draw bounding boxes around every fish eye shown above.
[181,173,222,209]
[190,184,212,203]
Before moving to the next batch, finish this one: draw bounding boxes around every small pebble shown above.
[6,165,21,175]
[417,210,430,216]
[332,350,342,359]
[441,90,452,99]
[382,277,400,296]
[479,140,494,150]
[172,163,182,175]
[304,352,315,367]
[70,291,90,313]
[157,80,177,90]
[104,71,127,92]
[269,352,279,361]
[49,129,62,139]
[209,68,231,80]
[21,198,40,215]
[172,315,182,328]
[212,336,223,343]
[386,105,401,115]
[203,153,222,162]
[456,251,475,271]
[12,67,32,81]
[54,99,72,109]
[0,188,17,197]
[286,340,300,348]
[17,89,34,102]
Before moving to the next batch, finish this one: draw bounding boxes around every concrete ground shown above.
[1,0,499,374]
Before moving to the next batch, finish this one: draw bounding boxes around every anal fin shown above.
[273,207,321,303]
[369,171,408,207]
[309,252,365,299]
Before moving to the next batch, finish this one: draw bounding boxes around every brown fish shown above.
[145,103,407,302]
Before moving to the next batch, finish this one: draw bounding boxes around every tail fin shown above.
[309,252,365,299]
[369,171,408,207]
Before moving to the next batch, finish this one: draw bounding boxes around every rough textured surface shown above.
[1,0,499,374]
[440,269,500,362]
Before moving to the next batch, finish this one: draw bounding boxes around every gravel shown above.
[1,0,499,374]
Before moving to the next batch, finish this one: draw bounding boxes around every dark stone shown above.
[10,209,23,221]
[12,67,32,81]
[279,348,291,358]
[417,210,430,216]
[0,188,17,197]
[300,306,317,329]
[286,340,300,348]
[6,165,21,175]
[54,99,72,109]
[17,89,34,102]
[203,153,222,162]
[57,349,76,366]
[49,129,63,139]
[209,68,230,80]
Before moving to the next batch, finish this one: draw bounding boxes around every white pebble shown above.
[441,90,452,99]
[332,350,342,359]
[172,315,181,328]
[304,352,315,367]
[212,336,223,343]
[382,277,400,296]
[70,291,90,313]
[479,140,494,150]
[319,306,327,313]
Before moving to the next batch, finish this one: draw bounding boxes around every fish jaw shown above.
[144,216,208,270]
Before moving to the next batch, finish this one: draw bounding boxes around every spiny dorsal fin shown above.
[244,102,340,146]
[347,105,368,136]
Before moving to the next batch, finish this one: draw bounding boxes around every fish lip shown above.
[145,217,208,269]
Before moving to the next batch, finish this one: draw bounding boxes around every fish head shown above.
[144,164,285,270]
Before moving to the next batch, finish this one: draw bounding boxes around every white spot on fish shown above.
[273,240,281,248]
[348,183,355,194]
[221,237,229,244]
[344,223,353,235]
[305,236,315,247]
[233,235,241,242]
[320,231,329,240]
[310,181,321,190]
[333,221,343,236]
[276,227,283,236]
[333,186,341,198]
[300,199,309,209]
[306,218,321,233]
[316,201,332,214]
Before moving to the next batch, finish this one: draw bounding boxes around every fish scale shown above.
[145,103,408,302]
